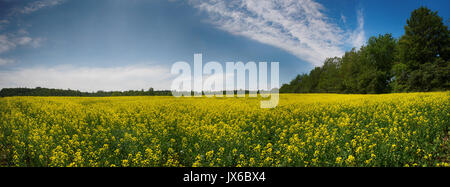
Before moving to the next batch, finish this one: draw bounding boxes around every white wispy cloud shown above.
[0,20,9,30]
[0,0,64,63]
[0,31,45,54]
[0,58,15,66]
[18,0,66,15]
[0,34,15,54]
[188,0,365,66]
[340,13,347,24]
[349,9,365,49]
[0,65,175,91]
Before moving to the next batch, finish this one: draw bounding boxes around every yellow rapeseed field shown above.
[0,92,449,167]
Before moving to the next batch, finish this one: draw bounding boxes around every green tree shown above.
[338,49,361,93]
[360,34,397,93]
[317,57,341,93]
[394,6,450,91]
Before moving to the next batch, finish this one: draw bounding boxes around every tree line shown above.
[0,87,264,97]
[0,87,173,97]
[280,7,449,94]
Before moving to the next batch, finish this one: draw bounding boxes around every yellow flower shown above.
[335,157,343,164]
[122,160,129,167]
[345,155,355,165]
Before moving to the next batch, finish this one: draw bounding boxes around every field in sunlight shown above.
[0,92,449,167]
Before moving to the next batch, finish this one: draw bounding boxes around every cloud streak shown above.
[0,58,15,66]
[17,0,66,15]
[189,0,365,66]
[0,31,44,54]
[0,65,175,91]
[349,9,365,49]
[0,0,64,65]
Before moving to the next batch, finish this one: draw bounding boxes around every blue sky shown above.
[0,0,449,91]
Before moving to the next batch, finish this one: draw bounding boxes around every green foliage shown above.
[281,7,449,94]
[281,34,397,94]
[0,87,173,97]
[394,7,450,92]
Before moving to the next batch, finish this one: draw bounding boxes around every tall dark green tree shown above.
[393,6,450,91]
[360,34,397,93]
